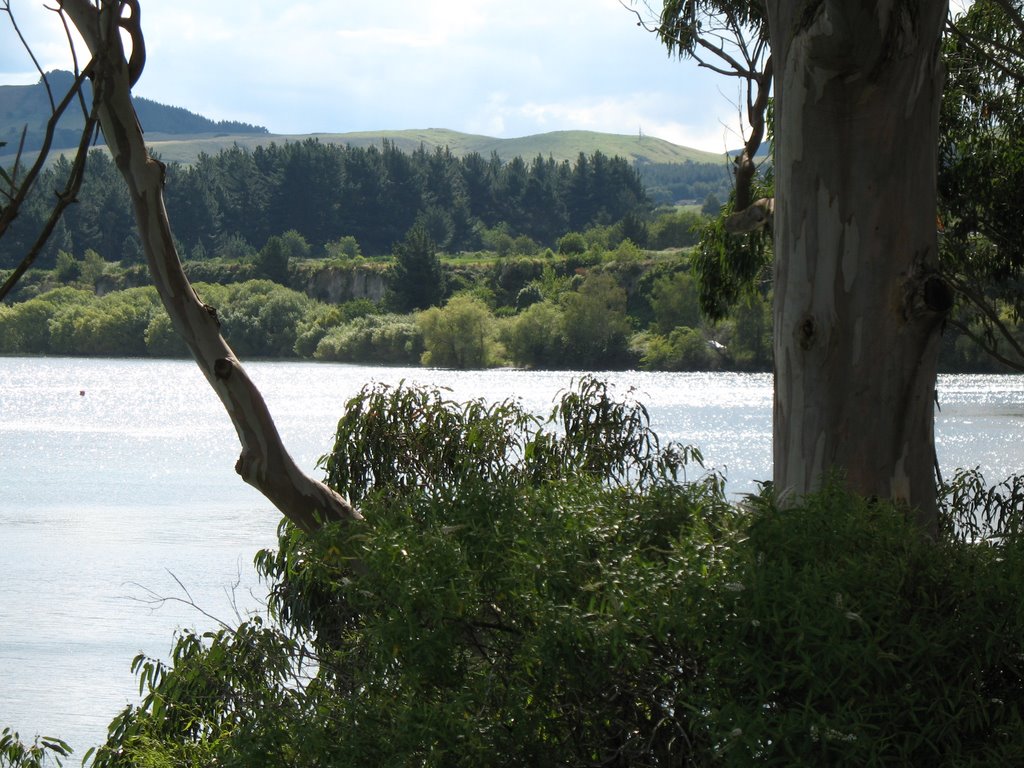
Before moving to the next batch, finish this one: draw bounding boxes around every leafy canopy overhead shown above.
[653,0,768,61]
[936,0,1024,369]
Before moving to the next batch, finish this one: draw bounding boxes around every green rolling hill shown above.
[92,127,727,167]
[1,73,726,167]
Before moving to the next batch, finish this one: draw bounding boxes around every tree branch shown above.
[735,55,772,211]
[693,35,761,79]
[724,196,775,233]
[988,0,1024,37]
[946,272,1024,371]
[0,68,98,302]
[57,0,359,532]
[946,12,1024,88]
[0,107,97,301]
[622,1,774,230]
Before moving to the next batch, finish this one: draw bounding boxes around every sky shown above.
[0,0,746,153]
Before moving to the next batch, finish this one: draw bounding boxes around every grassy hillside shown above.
[2,74,725,168]
[3,74,732,205]
[114,127,727,167]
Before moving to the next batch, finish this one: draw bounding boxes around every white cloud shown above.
[1,0,738,152]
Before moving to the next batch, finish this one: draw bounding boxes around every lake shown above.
[1,356,1021,754]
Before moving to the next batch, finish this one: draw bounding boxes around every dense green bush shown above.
[49,381,1024,767]
[323,235,362,260]
[647,208,705,250]
[514,282,544,311]
[603,238,645,264]
[503,270,644,369]
[487,256,546,307]
[501,299,565,368]
[699,480,1024,765]
[143,311,187,357]
[634,326,716,371]
[417,293,503,368]
[559,272,636,369]
[313,313,423,364]
[0,297,60,354]
[84,380,725,767]
[0,286,162,356]
[216,280,314,357]
[556,231,588,255]
[649,269,702,333]
[292,298,383,357]
[47,288,161,356]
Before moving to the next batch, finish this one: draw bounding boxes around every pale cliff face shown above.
[303,264,388,304]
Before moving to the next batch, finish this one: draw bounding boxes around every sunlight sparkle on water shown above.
[0,358,1020,753]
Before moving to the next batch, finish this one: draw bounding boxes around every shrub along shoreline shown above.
[0,243,778,371]
[0,242,1004,372]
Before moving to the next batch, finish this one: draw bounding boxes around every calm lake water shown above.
[1,356,1022,754]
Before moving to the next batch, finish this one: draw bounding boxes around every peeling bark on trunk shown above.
[766,1,950,532]
[60,0,358,532]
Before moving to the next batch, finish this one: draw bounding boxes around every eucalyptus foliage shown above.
[85,379,729,767]
[0,729,71,768]
[691,200,771,322]
[68,379,1024,767]
[939,0,1024,370]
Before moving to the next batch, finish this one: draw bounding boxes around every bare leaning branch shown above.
[0,2,100,299]
[56,0,359,532]
[0,69,99,302]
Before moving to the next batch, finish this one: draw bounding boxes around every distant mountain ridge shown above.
[1,71,726,167]
[0,70,267,153]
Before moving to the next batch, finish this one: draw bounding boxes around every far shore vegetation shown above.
[0,141,1008,372]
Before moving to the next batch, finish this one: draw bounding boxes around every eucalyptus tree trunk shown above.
[766,1,950,532]
[58,0,358,532]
